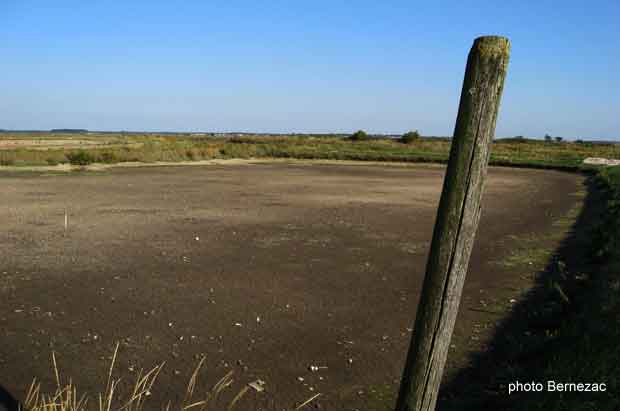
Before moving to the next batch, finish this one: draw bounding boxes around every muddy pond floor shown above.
[0,161,583,410]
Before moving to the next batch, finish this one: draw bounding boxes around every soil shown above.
[0,161,583,410]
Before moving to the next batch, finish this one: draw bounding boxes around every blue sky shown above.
[1,1,618,140]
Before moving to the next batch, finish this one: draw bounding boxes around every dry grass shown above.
[22,344,248,411]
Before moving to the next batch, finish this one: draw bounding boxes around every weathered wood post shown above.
[395,36,510,411]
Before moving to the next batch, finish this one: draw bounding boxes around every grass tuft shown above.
[22,344,253,411]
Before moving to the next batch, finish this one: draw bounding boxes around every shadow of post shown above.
[437,174,606,410]
[0,384,19,411]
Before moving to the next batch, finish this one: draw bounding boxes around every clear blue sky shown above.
[1,1,618,140]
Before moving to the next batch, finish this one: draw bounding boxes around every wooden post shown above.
[395,36,510,411]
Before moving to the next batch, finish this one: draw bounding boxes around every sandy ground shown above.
[0,162,582,410]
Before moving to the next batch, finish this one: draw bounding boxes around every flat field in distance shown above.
[0,132,618,169]
[0,162,584,410]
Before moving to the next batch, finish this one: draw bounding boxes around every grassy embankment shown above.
[520,165,620,411]
[438,165,620,411]
[0,133,619,170]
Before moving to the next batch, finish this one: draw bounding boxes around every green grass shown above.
[1,133,618,170]
[493,191,585,270]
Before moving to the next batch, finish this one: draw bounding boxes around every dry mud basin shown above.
[0,162,583,410]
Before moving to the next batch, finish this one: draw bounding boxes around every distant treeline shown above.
[50,129,88,133]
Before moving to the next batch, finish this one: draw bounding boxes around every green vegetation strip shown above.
[1,134,618,170]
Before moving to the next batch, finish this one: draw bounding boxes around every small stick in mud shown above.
[64,207,68,235]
